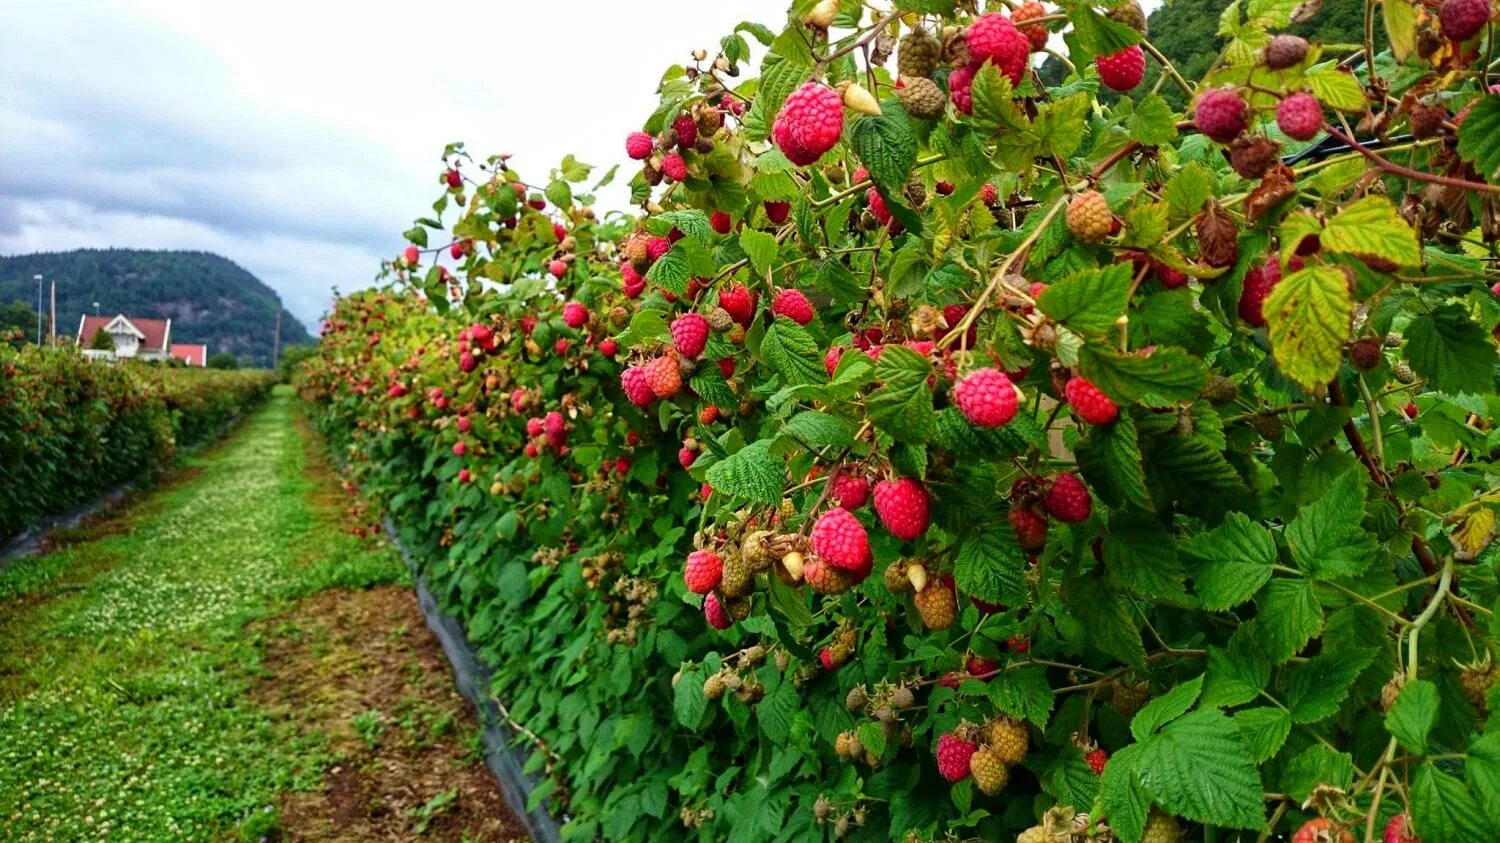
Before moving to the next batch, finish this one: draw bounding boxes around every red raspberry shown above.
[1383,813,1418,843]
[1156,261,1189,289]
[704,591,732,630]
[867,187,893,226]
[874,477,931,541]
[824,345,845,377]
[672,113,698,148]
[831,471,870,509]
[562,301,588,328]
[678,447,697,469]
[774,82,844,166]
[772,289,816,325]
[966,656,999,677]
[1195,87,1250,143]
[445,169,462,188]
[403,246,420,265]
[1086,747,1109,776]
[1008,634,1031,653]
[552,222,567,241]
[935,733,977,782]
[979,183,999,205]
[549,260,567,279]
[684,550,722,594]
[1044,473,1092,522]
[458,469,472,484]
[1238,257,1283,327]
[544,411,565,437]
[526,417,544,437]
[645,356,681,398]
[661,152,688,181]
[949,62,978,114]
[710,210,732,234]
[625,131,654,160]
[719,284,758,327]
[671,313,710,358]
[764,201,790,224]
[459,352,476,373]
[954,367,1019,427]
[1096,45,1145,92]
[966,13,1030,85]
[646,236,671,262]
[1013,2,1050,50]
[811,508,872,571]
[452,441,467,457]
[599,338,618,358]
[1064,377,1118,425]
[1276,92,1323,141]
[1441,0,1491,40]
[621,366,654,407]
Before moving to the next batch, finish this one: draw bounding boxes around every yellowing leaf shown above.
[1454,508,1496,558]
[1383,0,1417,61]
[1264,266,1351,391]
[1305,62,1366,112]
[1322,195,1422,267]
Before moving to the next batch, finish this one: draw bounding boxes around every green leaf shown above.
[1075,415,1153,511]
[1284,647,1376,723]
[544,178,573,210]
[850,100,918,192]
[1076,345,1208,407]
[1281,744,1354,801]
[704,439,784,505]
[954,525,1027,606]
[674,668,708,728]
[739,228,779,278]
[1099,744,1150,843]
[1383,0,1417,60]
[1164,162,1214,222]
[866,346,934,443]
[1385,679,1439,755]
[1286,468,1377,579]
[761,318,827,386]
[1466,733,1500,828]
[1304,61,1366,112]
[1127,93,1180,146]
[1233,706,1292,763]
[1131,675,1204,741]
[645,243,693,297]
[1247,577,1323,664]
[403,225,428,248]
[655,209,713,244]
[1064,4,1143,62]
[1038,746,1101,811]
[780,411,854,450]
[1412,763,1493,843]
[1037,262,1133,336]
[1035,93,1092,159]
[1066,575,1147,669]
[1321,195,1422,267]
[1136,711,1265,830]
[1405,304,1496,395]
[969,65,1040,170]
[1183,512,1276,610]
[757,681,798,743]
[987,667,1055,727]
[1104,519,1192,606]
[857,720,889,760]
[1263,265,1352,392]
[1458,95,1500,180]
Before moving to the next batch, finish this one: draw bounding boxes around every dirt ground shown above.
[252,585,529,842]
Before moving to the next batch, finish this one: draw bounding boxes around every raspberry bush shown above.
[302,1,1500,840]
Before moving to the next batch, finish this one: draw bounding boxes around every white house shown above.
[76,314,174,362]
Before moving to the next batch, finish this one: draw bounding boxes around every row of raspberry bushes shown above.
[0,346,276,540]
[302,0,1500,840]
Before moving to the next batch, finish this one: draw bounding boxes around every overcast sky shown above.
[0,0,789,330]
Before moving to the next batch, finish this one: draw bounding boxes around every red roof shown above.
[169,344,207,367]
[77,315,170,353]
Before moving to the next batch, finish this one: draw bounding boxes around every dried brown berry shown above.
[1229,135,1283,180]
[1196,201,1239,268]
[1263,33,1309,69]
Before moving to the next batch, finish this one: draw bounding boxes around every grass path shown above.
[0,387,523,841]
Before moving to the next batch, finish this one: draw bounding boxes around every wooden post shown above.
[49,281,56,344]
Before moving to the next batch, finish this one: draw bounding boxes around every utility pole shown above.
[33,274,42,346]
[272,307,282,369]
[49,280,56,343]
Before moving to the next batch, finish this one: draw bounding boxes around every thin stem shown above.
[1139,39,1194,97]
[1322,123,1500,194]
[937,197,1069,352]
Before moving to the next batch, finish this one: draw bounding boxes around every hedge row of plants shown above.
[0,345,276,540]
[301,0,1500,840]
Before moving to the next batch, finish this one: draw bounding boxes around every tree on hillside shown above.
[0,300,37,345]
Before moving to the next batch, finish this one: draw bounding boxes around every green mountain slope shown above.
[0,249,312,366]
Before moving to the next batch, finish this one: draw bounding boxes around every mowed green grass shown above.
[0,386,408,841]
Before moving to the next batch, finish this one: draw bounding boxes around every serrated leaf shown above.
[761,318,826,387]
[1036,93,1092,159]
[866,346,934,443]
[1264,265,1352,391]
[704,439,784,504]
[987,667,1055,727]
[857,720,889,760]
[1386,679,1439,754]
[1136,711,1265,830]
[1466,733,1500,827]
[690,365,736,410]
[1304,62,1366,111]
[851,100,917,192]
[1128,93,1180,146]
[674,667,708,728]
[780,411,854,451]
[1383,0,1417,60]
[1233,706,1292,763]
[1322,195,1422,267]
[1184,513,1276,611]
[1131,675,1204,741]
[1458,95,1500,180]
[1099,744,1149,843]
[1164,162,1214,222]
[1075,415,1153,511]
[1039,746,1101,811]
[1405,304,1496,395]
[1413,764,1493,843]
[954,525,1027,606]
[1077,345,1208,406]
[739,228,779,278]
[656,209,713,244]
[1284,647,1375,723]
[646,243,693,297]
[757,681,798,743]
[1286,469,1377,578]
[1067,575,1147,669]
[544,178,573,210]
[1281,744,1355,801]
[1065,4,1143,62]
[1247,577,1323,664]
[1038,262,1133,336]
[1104,520,1192,606]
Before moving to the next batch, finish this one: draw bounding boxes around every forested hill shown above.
[0,249,312,366]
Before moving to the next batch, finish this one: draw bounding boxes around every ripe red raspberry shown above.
[967,13,1030,85]
[710,210,732,234]
[445,169,462,188]
[954,367,1020,427]
[1441,0,1491,40]
[459,352,477,373]
[966,656,999,677]
[683,550,723,594]
[867,187,894,226]
[661,152,688,182]
[599,338,618,358]
[949,62,978,114]
[1382,813,1418,843]
[774,82,845,166]
[625,131,654,160]
[1013,2,1050,50]
[1238,257,1284,327]
[403,245,420,265]
[458,469,472,484]
[1156,261,1189,289]
[678,447,697,469]
[704,591,732,630]
[719,284,758,327]
[1276,92,1323,141]
[452,441,467,457]
[670,313,710,358]
[1195,87,1250,143]
[935,733,977,782]
[811,508,872,571]
[1044,473,1092,522]
[874,477,931,541]
[646,236,671,262]
[824,345,845,376]
[621,366,654,407]
[831,471,870,509]
[645,356,681,398]
[1097,45,1145,92]
[979,183,999,206]
[544,411,565,437]
[772,289,816,325]
[671,113,698,148]
[526,417,545,437]
[562,300,588,328]
[1086,747,1109,775]
[764,201,790,224]
[1009,505,1048,549]
[1064,377,1119,425]
[548,260,567,279]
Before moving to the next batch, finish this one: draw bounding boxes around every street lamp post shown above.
[34,275,43,346]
